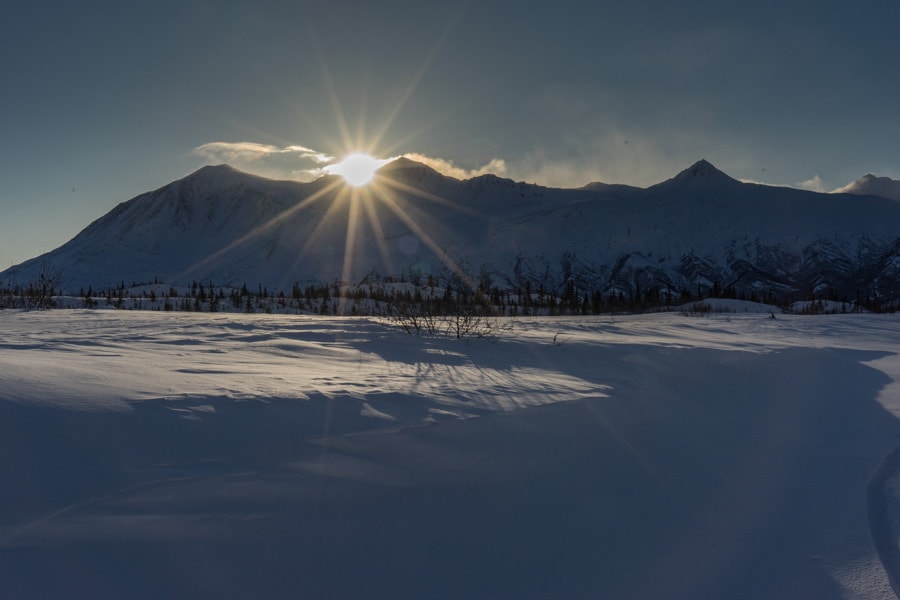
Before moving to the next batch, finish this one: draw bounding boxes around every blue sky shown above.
[2,0,898,267]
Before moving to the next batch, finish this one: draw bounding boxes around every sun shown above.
[326,152,385,187]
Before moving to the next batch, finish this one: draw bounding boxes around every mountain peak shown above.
[195,163,240,174]
[378,157,438,175]
[183,164,266,187]
[375,157,449,184]
[187,164,247,180]
[674,159,733,181]
[651,159,739,190]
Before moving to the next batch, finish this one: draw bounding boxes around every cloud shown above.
[194,142,333,165]
[832,174,900,201]
[192,142,336,181]
[401,153,508,180]
[410,145,705,189]
[509,158,599,188]
[797,175,826,193]
[738,176,830,193]
[191,140,737,191]
[192,142,512,184]
[501,135,690,189]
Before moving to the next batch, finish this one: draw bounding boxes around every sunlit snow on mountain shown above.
[3,159,899,302]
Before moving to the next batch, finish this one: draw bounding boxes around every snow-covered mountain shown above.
[834,173,900,202]
[3,159,900,300]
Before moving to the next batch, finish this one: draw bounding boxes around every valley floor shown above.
[1,309,899,599]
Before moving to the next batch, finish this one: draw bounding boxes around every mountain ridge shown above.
[3,159,899,305]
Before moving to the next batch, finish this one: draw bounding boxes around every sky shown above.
[1,0,899,268]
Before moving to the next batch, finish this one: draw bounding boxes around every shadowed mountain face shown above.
[3,159,900,300]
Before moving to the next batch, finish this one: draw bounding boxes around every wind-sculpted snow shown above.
[1,310,899,598]
[0,312,606,416]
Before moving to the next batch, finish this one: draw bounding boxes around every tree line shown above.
[1,264,896,315]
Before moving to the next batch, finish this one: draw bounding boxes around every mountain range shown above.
[3,158,899,303]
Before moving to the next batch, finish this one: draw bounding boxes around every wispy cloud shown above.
[797,175,826,193]
[502,135,685,189]
[401,153,508,180]
[194,142,333,164]
[832,174,900,201]
[192,141,518,184]
[192,140,713,190]
[192,142,336,181]
[739,175,829,193]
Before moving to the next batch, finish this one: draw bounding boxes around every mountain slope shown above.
[3,160,899,300]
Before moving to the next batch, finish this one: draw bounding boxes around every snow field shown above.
[1,309,899,599]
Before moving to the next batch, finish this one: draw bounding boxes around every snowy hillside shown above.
[1,310,899,598]
[3,159,899,301]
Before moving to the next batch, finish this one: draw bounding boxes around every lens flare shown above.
[326,153,384,187]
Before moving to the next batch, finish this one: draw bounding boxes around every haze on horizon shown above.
[1,0,898,268]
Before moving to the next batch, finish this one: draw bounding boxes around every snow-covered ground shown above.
[1,309,899,599]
